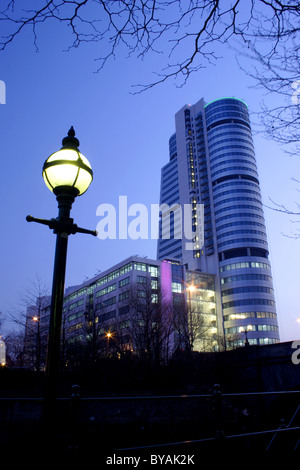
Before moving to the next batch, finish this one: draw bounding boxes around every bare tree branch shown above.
[0,1,299,146]
[264,179,300,238]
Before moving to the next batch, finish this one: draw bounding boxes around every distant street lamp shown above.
[187,284,196,306]
[32,315,41,371]
[186,284,196,351]
[240,325,253,347]
[26,127,97,406]
[106,332,112,358]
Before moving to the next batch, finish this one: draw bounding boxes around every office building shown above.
[28,256,217,367]
[157,97,279,347]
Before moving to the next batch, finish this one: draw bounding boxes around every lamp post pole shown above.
[187,284,195,352]
[33,315,41,372]
[26,127,96,427]
[106,332,112,358]
[45,190,76,403]
[244,328,250,347]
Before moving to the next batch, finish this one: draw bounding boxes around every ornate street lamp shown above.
[186,284,196,352]
[105,332,112,358]
[42,126,93,197]
[32,315,41,372]
[187,283,196,312]
[26,127,97,405]
[240,325,252,347]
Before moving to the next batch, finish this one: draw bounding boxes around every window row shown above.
[209,136,254,150]
[218,238,268,249]
[221,273,273,284]
[158,237,182,248]
[215,204,263,216]
[96,283,116,298]
[210,152,255,167]
[119,277,130,287]
[66,310,84,323]
[222,286,274,296]
[97,262,133,286]
[210,145,255,159]
[162,164,178,179]
[208,120,250,134]
[212,165,258,179]
[223,298,275,309]
[68,299,84,310]
[213,188,261,201]
[172,282,182,293]
[220,261,271,272]
[205,110,249,126]
[225,324,279,334]
[216,211,265,225]
[216,220,265,232]
[96,296,116,309]
[96,262,159,288]
[214,196,262,208]
[224,311,277,320]
[228,338,279,347]
[159,245,182,258]
[161,176,179,192]
[213,178,259,194]
[207,123,252,140]
[217,229,266,240]
[161,184,179,199]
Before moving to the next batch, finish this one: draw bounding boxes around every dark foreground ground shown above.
[1,343,300,463]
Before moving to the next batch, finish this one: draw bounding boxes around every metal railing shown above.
[1,387,300,452]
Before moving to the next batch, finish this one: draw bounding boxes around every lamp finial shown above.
[62,126,80,149]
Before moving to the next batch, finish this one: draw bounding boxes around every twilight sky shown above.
[0,9,299,342]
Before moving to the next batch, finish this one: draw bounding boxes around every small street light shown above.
[32,315,41,371]
[187,283,196,301]
[186,284,197,352]
[26,127,97,410]
[105,331,112,358]
[240,325,253,347]
[187,284,196,319]
[187,284,196,294]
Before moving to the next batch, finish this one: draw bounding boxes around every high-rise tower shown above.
[157,97,279,347]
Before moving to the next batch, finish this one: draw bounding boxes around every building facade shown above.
[29,256,217,367]
[157,97,279,347]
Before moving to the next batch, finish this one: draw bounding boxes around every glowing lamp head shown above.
[42,127,93,197]
[187,284,196,293]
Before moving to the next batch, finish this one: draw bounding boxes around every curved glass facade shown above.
[205,98,279,347]
[158,97,279,349]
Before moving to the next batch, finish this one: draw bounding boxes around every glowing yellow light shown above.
[187,284,196,293]
[32,316,38,322]
[239,325,252,333]
[43,148,93,196]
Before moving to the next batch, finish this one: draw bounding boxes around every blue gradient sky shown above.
[0,16,299,342]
